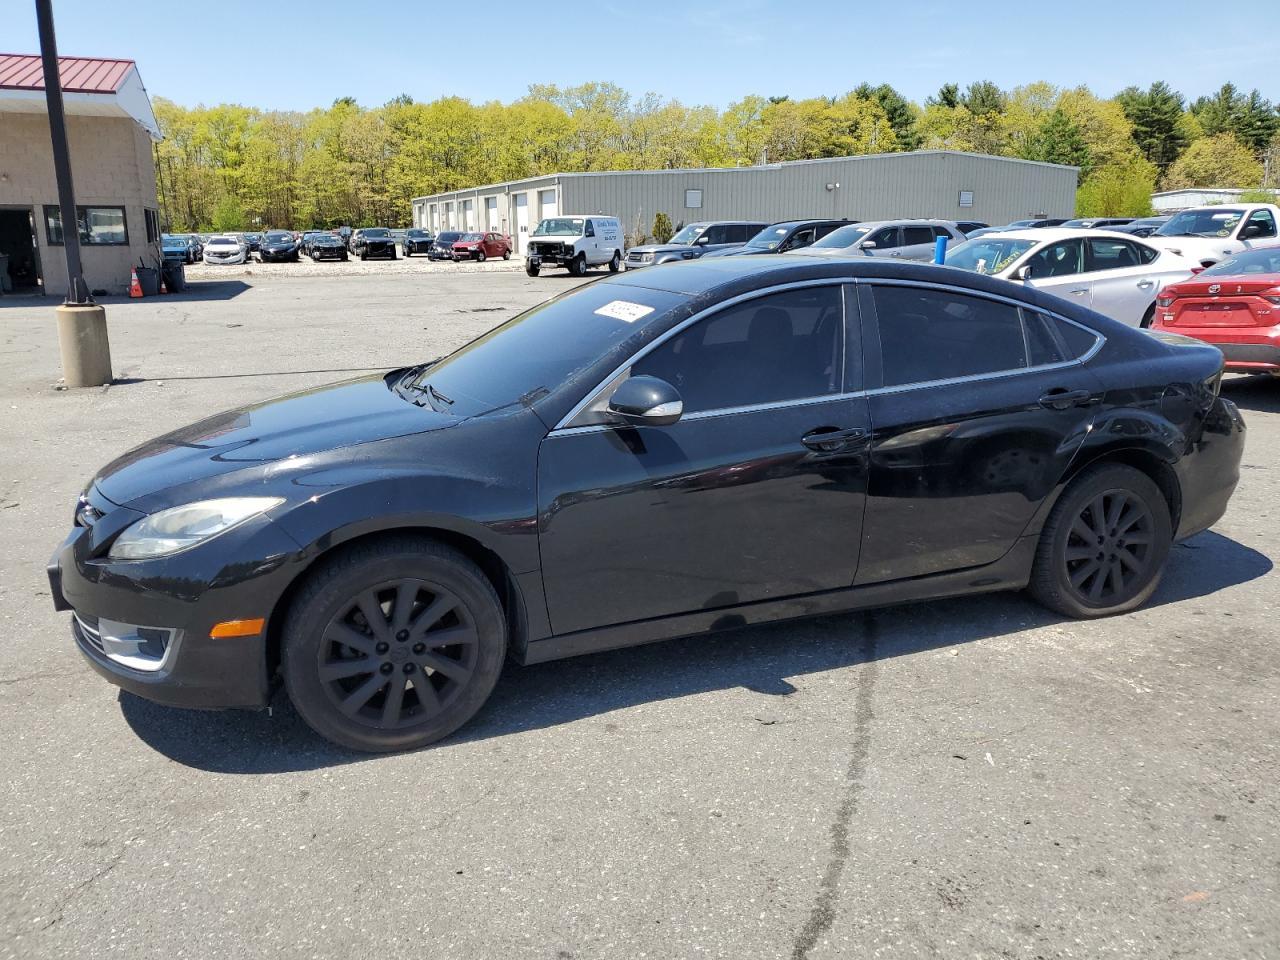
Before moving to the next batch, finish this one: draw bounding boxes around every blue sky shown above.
[7,0,1279,111]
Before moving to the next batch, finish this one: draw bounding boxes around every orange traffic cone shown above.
[159,272,169,294]
[129,267,143,298]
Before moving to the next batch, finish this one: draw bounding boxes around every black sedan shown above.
[429,231,463,260]
[49,257,1245,753]
[257,230,301,262]
[351,228,396,260]
[403,228,434,256]
[308,233,348,261]
[707,219,854,257]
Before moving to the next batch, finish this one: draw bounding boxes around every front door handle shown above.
[1137,279,1155,289]
[1038,388,1095,410]
[1069,288,1089,296]
[802,426,868,452]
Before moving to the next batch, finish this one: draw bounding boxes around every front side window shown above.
[873,286,1031,387]
[1026,239,1084,278]
[44,205,128,246]
[782,228,816,251]
[1245,209,1277,239]
[868,228,901,249]
[629,286,844,414]
[584,220,595,237]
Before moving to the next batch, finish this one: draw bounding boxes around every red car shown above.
[1153,245,1280,375]
[451,232,511,262]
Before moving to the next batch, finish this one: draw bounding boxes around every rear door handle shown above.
[1038,388,1095,410]
[802,426,868,452]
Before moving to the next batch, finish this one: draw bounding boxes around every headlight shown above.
[108,497,283,560]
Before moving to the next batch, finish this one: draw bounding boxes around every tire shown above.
[282,536,508,753]
[502,249,511,261]
[1140,304,1155,329]
[525,263,540,277]
[609,250,621,272]
[360,251,368,261]
[1027,463,1173,619]
[477,250,486,262]
[568,253,586,277]
[341,254,348,262]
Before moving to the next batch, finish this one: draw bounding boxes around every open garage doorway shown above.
[0,207,42,294]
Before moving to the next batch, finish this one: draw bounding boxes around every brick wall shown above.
[0,112,159,296]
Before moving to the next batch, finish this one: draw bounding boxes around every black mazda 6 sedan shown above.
[49,257,1245,752]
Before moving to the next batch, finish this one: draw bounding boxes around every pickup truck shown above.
[1145,203,1280,267]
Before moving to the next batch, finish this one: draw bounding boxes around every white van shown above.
[525,215,623,276]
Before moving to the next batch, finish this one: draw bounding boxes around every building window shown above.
[958,190,975,208]
[685,189,703,209]
[44,205,129,246]
[145,208,160,243]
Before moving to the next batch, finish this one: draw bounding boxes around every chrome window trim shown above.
[549,391,867,437]
[551,278,849,432]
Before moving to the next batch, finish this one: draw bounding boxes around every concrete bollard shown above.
[55,303,113,388]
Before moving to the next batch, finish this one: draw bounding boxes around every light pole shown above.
[37,0,112,387]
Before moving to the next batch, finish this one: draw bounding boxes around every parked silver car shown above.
[625,221,768,269]
[797,219,968,261]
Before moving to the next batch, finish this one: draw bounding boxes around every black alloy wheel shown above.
[283,537,506,752]
[1028,463,1172,618]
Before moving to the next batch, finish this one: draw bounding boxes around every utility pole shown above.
[37,0,113,386]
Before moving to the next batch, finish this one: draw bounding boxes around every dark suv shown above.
[706,220,854,257]
[350,228,396,261]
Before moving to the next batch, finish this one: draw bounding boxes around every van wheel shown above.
[609,251,621,272]
[525,263,540,277]
[1027,464,1172,619]
[568,253,586,277]
[282,537,507,753]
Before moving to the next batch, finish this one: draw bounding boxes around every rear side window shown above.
[631,286,845,413]
[872,286,1030,386]
[901,226,935,246]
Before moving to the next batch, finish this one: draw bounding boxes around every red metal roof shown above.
[0,54,134,94]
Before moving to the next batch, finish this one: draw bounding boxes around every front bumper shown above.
[259,248,298,262]
[361,244,396,259]
[49,494,307,710]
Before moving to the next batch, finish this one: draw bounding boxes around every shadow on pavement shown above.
[119,529,1271,775]
[1221,374,1280,415]
[0,279,251,308]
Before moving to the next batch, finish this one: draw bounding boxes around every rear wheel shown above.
[1028,464,1172,618]
[1140,304,1155,328]
[502,249,511,261]
[282,537,507,753]
[609,250,621,272]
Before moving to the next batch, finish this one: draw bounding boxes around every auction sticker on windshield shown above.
[594,300,655,323]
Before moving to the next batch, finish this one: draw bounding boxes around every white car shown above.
[202,235,248,265]
[943,229,1198,327]
[1144,203,1280,267]
[525,215,622,277]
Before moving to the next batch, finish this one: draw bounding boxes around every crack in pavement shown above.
[790,612,880,960]
[36,843,131,932]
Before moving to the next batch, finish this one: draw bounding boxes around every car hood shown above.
[628,243,694,255]
[93,373,455,507]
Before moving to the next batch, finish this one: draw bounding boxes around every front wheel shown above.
[282,537,508,753]
[1027,463,1172,619]
[360,251,368,261]
[525,263,540,277]
[477,250,486,262]
[609,251,621,272]
[568,253,586,277]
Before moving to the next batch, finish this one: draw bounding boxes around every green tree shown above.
[854,83,918,150]
[652,212,673,243]
[962,80,1006,117]
[1162,133,1264,189]
[1024,109,1090,172]
[1076,158,1157,217]
[1235,90,1279,157]
[1115,81,1188,171]
[210,194,246,231]
[928,83,960,109]
[1191,83,1243,137]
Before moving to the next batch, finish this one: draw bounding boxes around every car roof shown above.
[978,227,1150,243]
[854,218,958,229]
[763,219,852,230]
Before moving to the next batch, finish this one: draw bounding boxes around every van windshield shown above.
[533,218,585,236]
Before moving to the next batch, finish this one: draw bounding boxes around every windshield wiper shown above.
[427,384,453,406]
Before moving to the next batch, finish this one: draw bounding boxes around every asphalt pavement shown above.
[0,269,1276,959]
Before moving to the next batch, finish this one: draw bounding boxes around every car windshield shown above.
[209,237,238,246]
[944,237,1037,275]
[436,232,462,242]
[459,233,482,242]
[264,231,292,242]
[810,225,871,249]
[1156,209,1245,238]
[668,224,706,245]
[746,225,791,250]
[1007,220,1038,228]
[399,283,684,417]
[1198,248,1280,276]
[532,218,585,237]
[363,228,390,238]
[408,229,429,237]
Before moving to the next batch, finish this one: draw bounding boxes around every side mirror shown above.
[1241,224,1264,239]
[695,235,710,245]
[1014,264,1033,280]
[607,376,683,427]
[859,240,877,249]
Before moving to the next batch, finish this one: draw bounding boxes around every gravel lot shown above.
[1,271,1277,960]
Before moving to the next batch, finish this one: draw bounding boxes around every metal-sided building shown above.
[411,150,1078,256]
